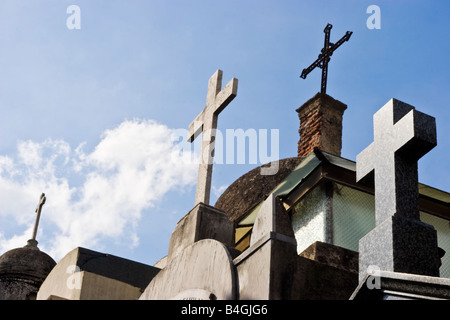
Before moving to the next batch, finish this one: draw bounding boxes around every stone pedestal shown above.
[140,239,237,300]
[351,270,450,300]
[140,202,237,300]
[167,203,235,260]
[233,194,299,299]
[234,232,297,300]
[358,214,440,282]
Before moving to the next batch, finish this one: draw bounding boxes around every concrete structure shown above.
[37,247,159,300]
[351,271,450,300]
[167,203,235,261]
[140,239,237,300]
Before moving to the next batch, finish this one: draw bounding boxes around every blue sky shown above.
[0,1,449,266]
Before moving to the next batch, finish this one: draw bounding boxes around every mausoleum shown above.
[27,84,450,300]
[1,24,449,300]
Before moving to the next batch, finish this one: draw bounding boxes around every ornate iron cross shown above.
[300,23,352,94]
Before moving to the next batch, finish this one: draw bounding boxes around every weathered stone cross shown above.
[188,70,238,205]
[356,99,436,225]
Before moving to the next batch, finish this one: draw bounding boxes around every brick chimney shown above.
[296,93,347,157]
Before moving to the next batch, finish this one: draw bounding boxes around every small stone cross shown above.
[356,99,436,225]
[188,70,238,205]
[27,193,46,247]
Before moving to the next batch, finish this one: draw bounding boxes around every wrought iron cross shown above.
[300,23,352,94]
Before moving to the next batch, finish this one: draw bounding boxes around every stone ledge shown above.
[351,270,450,300]
[299,241,358,274]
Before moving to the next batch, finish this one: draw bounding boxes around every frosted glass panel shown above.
[292,186,326,254]
[291,181,450,280]
[332,183,375,252]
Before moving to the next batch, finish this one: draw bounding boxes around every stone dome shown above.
[0,241,56,300]
[215,157,303,222]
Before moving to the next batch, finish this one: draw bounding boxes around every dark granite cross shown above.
[356,99,437,225]
[300,23,352,94]
[187,70,238,206]
[355,99,440,280]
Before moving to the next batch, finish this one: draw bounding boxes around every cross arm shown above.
[213,78,238,115]
[394,109,437,160]
[187,111,204,143]
[356,143,375,186]
[327,31,352,55]
[323,24,332,49]
[187,78,238,143]
[35,193,46,212]
[300,56,324,79]
[301,30,352,79]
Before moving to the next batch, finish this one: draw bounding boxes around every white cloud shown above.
[0,119,197,260]
[212,184,229,198]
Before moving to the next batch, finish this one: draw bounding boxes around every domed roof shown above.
[0,241,56,283]
[215,157,303,222]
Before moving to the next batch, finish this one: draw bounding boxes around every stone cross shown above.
[356,99,436,225]
[300,23,352,94]
[356,99,440,280]
[27,193,46,247]
[188,70,238,205]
